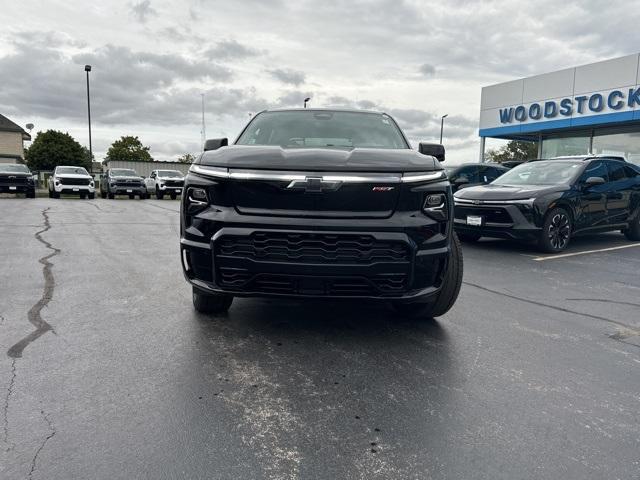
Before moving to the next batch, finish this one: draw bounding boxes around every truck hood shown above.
[454,183,568,200]
[200,145,440,172]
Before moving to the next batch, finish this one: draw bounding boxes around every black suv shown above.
[454,156,640,252]
[445,163,508,193]
[180,109,463,318]
[0,163,36,198]
[100,168,147,199]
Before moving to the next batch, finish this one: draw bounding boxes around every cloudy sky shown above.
[0,0,638,164]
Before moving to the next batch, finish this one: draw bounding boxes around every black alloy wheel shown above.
[540,208,572,253]
[623,208,640,241]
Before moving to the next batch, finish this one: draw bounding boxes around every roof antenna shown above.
[304,97,311,108]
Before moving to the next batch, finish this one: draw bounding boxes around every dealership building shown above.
[479,53,640,165]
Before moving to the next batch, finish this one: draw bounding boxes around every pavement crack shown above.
[27,410,56,479]
[7,208,59,359]
[463,282,637,331]
[3,358,16,450]
[566,298,640,308]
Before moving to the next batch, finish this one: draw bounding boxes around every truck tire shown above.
[393,232,463,319]
[100,191,107,199]
[192,287,233,315]
[623,208,640,241]
[88,192,95,199]
[129,193,135,199]
[108,192,115,199]
[170,193,177,200]
[156,187,164,200]
[80,192,86,199]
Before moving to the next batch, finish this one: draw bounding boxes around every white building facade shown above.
[479,53,640,165]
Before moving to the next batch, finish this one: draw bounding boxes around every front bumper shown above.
[54,183,94,193]
[454,202,541,240]
[0,184,34,194]
[157,184,184,193]
[109,185,146,195]
[180,208,451,302]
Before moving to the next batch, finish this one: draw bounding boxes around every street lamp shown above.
[439,114,448,144]
[304,97,311,108]
[85,65,93,163]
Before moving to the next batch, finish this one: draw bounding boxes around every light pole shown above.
[304,97,310,108]
[84,65,92,162]
[439,114,448,144]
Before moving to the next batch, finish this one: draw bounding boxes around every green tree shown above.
[106,136,153,162]
[25,130,90,171]
[177,153,196,163]
[486,140,538,163]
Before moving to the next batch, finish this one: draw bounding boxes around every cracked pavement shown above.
[1,198,639,479]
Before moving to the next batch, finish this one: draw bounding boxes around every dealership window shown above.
[592,131,640,166]
[540,134,590,158]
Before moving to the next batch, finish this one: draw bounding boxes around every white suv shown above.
[48,166,95,199]
[145,169,185,199]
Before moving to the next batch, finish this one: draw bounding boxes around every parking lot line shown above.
[533,243,640,261]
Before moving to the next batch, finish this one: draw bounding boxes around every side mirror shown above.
[419,143,445,162]
[204,138,228,151]
[454,177,470,185]
[585,176,605,187]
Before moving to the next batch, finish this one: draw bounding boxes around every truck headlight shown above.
[186,187,208,214]
[422,193,448,221]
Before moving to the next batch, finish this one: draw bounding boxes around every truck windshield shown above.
[111,169,138,176]
[57,167,88,175]
[0,164,30,173]
[157,170,183,177]
[236,110,409,149]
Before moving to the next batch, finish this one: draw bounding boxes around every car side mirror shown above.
[585,176,605,187]
[419,143,445,162]
[204,138,228,151]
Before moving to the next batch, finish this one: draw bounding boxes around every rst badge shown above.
[372,186,395,192]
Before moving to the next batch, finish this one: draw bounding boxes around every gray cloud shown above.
[268,68,306,86]
[205,39,262,60]
[419,63,436,77]
[130,0,157,23]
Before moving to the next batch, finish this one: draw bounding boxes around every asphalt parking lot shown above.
[1,198,639,480]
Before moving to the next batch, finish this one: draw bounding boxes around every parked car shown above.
[0,163,36,198]
[100,168,147,199]
[145,169,185,199]
[180,108,463,318]
[445,163,508,192]
[453,157,640,252]
[48,166,95,199]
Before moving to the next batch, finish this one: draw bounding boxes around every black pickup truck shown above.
[180,108,463,319]
[0,163,36,198]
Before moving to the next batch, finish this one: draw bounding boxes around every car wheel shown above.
[623,209,640,241]
[156,187,164,200]
[392,232,463,319]
[539,207,572,253]
[100,191,107,199]
[192,287,233,315]
[88,192,95,199]
[170,193,177,200]
[108,193,115,199]
[458,232,481,243]
[51,190,60,199]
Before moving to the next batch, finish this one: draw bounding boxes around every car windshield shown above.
[0,164,30,174]
[157,170,182,177]
[236,110,409,149]
[57,167,88,175]
[492,161,583,186]
[111,169,138,176]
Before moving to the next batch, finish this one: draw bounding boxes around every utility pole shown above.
[439,114,448,144]
[85,65,93,161]
[201,93,206,150]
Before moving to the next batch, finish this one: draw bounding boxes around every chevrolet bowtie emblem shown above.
[286,176,342,193]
